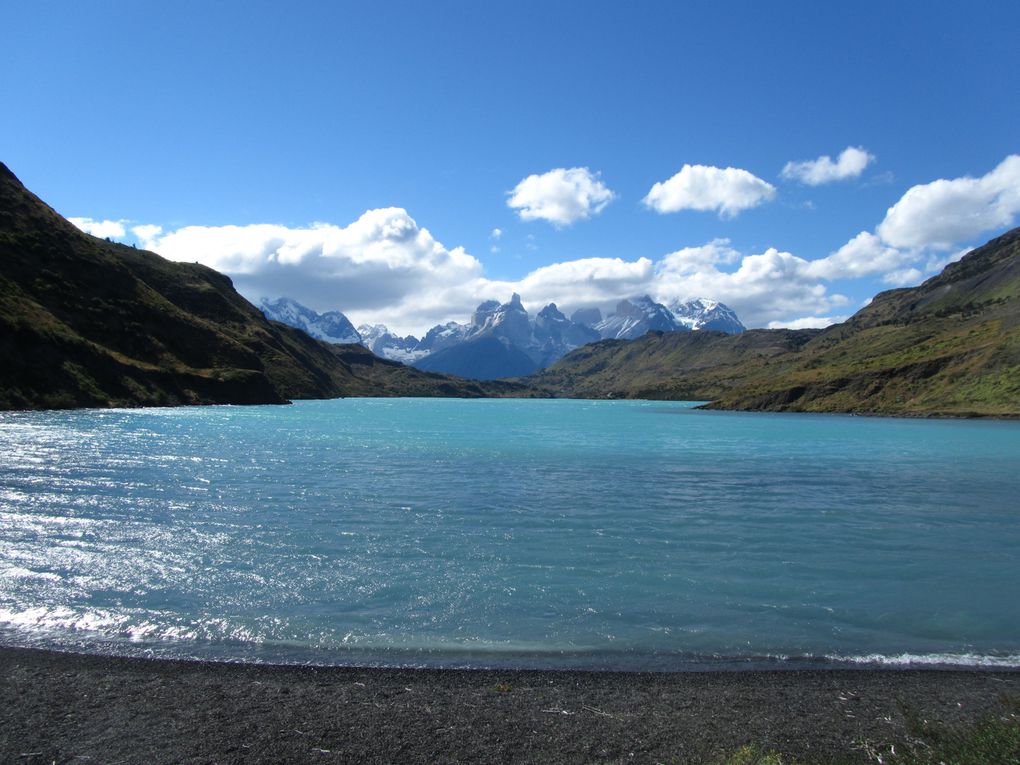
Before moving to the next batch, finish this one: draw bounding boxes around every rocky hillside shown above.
[0,163,528,410]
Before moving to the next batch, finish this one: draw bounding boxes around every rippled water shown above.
[2,399,1019,670]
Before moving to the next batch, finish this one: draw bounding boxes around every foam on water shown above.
[1,399,1019,670]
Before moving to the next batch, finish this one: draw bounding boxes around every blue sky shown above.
[4,1,1019,334]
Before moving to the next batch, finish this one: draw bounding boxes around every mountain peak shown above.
[667,298,745,334]
[537,303,566,322]
[260,297,361,345]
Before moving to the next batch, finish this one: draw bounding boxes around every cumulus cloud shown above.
[146,208,484,334]
[507,167,615,225]
[781,146,875,185]
[510,257,656,315]
[69,217,126,239]
[643,164,776,219]
[652,240,849,327]
[881,267,924,286]
[89,155,1020,336]
[877,155,1020,250]
[490,228,503,239]
[138,209,851,333]
[131,224,163,249]
[767,315,850,330]
[804,231,912,281]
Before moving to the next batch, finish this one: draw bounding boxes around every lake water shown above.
[1,398,1019,671]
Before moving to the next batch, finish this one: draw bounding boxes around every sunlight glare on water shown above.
[1,399,1019,670]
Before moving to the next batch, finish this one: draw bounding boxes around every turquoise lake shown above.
[1,398,1019,670]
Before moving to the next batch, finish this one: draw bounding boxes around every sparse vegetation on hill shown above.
[527,228,1020,417]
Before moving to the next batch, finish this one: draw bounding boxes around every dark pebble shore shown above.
[1,646,1017,764]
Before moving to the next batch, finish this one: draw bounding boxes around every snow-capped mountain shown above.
[257,293,745,379]
[411,294,594,379]
[416,321,473,354]
[591,296,688,340]
[357,324,426,364]
[259,297,361,344]
[668,298,745,333]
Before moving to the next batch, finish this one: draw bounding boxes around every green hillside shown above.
[0,163,527,410]
[528,329,819,400]
[530,227,1020,417]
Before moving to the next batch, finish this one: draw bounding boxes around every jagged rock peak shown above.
[472,299,501,327]
[537,303,567,322]
[667,297,745,334]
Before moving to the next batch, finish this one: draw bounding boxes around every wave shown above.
[823,652,1020,669]
[3,606,1019,672]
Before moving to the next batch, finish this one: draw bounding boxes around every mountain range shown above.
[261,292,746,380]
[3,159,1018,417]
[0,162,528,409]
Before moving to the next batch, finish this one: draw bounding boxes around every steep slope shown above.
[0,163,529,409]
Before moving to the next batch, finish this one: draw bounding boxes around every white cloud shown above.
[98,154,1020,337]
[653,241,849,327]
[490,228,503,239]
[643,164,776,218]
[507,167,615,225]
[804,231,911,281]
[131,224,163,249]
[881,267,924,286]
[139,209,850,333]
[877,155,1020,250]
[767,315,849,330]
[146,208,484,335]
[125,188,854,333]
[69,217,126,239]
[781,146,875,185]
[510,257,656,315]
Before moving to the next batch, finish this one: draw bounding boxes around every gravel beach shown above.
[1,646,1017,763]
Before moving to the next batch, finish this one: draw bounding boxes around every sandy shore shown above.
[1,646,1017,764]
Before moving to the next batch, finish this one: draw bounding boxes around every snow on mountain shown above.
[259,297,361,344]
[667,298,745,334]
[259,292,745,378]
[416,320,473,354]
[592,296,688,340]
[357,324,427,363]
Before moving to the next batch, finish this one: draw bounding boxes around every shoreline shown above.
[4,395,1020,420]
[2,645,1017,763]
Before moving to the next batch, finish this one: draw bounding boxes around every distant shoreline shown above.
[2,645,1017,763]
[4,394,1020,420]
